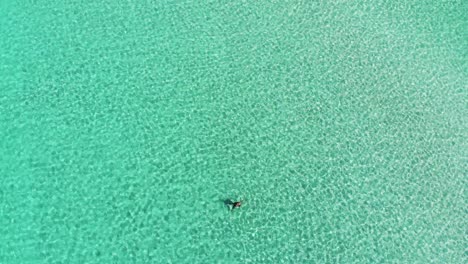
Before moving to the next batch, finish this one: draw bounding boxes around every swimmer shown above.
[231,200,242,210]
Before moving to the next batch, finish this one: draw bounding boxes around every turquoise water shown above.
[0,0,466,263]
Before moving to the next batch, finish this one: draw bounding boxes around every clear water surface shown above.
[0,1,466,263]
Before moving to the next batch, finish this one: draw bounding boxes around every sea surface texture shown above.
[0,1,466,263]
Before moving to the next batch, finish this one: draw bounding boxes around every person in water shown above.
[231,200,242,210]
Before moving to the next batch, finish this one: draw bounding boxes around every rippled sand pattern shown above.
[0,0,466,263]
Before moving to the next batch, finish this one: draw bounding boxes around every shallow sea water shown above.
[0,1,466,263]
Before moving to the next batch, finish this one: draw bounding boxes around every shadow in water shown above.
[221,199,234,210]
